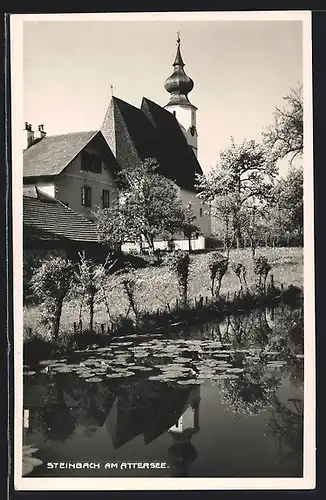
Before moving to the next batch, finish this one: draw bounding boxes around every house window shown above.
[80,151,102,174]
[81,186,92,208]
[200,208,203,217]
[102,189,110,208]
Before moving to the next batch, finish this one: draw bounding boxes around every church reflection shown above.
[23,374,201,477]
[167,385,200,476]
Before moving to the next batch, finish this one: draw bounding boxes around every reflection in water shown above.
[23,305,304,478]
[167,386,200,477]
[265,397,304,466]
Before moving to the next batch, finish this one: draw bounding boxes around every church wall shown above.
[178,188,211,237]
[55,147,118,220]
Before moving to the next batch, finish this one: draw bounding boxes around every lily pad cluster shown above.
[23,333,299,388]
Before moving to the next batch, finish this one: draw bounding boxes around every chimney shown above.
[23,122,34,149]
[34,124,46,140]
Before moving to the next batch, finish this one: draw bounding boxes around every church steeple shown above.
[164,33,198,158]
[164,32,195,108]
[173,32,185,67]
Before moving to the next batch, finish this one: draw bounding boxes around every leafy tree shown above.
[274,165,303,241]
[253,256,272,293]
[263,83,303,164]
[96,205,132,254]
[96,158,186,254]
[168,251,191,307]
[182,202,199,253]
[196,138,277,249]
[207,251,229,297]
[30,256,74,340]
[75,253,117,332]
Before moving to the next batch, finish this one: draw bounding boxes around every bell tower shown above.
[167,386,200,477]
[164,33,198,158]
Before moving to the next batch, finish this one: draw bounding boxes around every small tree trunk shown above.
[51,297,64,340]
[210,276,216,297]
[251,239,256,259]
[188,234,192,253]
[89,292,95,332]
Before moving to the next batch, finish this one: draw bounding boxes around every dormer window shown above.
[81,151,102,174]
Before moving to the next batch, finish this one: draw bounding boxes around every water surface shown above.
[23,304,304,478]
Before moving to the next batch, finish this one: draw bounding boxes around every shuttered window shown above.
[81,186,92,208]
[102,189,110,208]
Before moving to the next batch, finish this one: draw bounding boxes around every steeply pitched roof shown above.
[23,131,98,178]
[141,98,202,190]
[101,96,203,192]
[23,193,100,243]
[101,97,161,171]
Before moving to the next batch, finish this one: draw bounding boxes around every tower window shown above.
[81,186,92,208]
[200,208,203,217]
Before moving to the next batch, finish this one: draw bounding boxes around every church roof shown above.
[23,192,100,243]
[23,130,98,178]
[141,98,202,189]
[101,96,202,192]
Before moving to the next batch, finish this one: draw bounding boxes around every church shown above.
[23,34,212,252]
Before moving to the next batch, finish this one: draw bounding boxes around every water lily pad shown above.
[267,361,287,368]
[226,367,244,374]
[176,379,203,385]
[105,372,129,379]
[79,372,94,378]
[38,360,58,366]
[85,377,103,383]
[160,366,191,373]
[53,366,72,373]
[24,371,36,376]
[132,366,153,372]
[212,373,239,380]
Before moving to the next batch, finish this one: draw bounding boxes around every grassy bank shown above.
[23,247,303,355]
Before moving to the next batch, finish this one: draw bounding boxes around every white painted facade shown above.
[24,145,117,221]
[178,187,211,236]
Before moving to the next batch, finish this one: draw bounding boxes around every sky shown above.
[22,15,303,176]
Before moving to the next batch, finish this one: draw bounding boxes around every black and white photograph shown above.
[11,11,315,490]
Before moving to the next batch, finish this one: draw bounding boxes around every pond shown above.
[22,304,304,478]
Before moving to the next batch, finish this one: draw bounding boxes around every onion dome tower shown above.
[167,386,200,477]
[164,33,198,158]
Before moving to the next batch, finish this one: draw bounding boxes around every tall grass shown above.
[23,247,303,342]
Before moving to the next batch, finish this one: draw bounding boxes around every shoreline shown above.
[23,284,303,365]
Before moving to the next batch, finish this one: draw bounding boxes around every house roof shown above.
[101,96,203,192]
[23,191,100,243]
[23,130,98,178]
[24,97,203,191]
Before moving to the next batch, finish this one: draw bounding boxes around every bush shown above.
[30,256,74,340]
[167,251,191,307]
[253,256,272,292]
[208,251,229,297]
[231,262,248,292]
